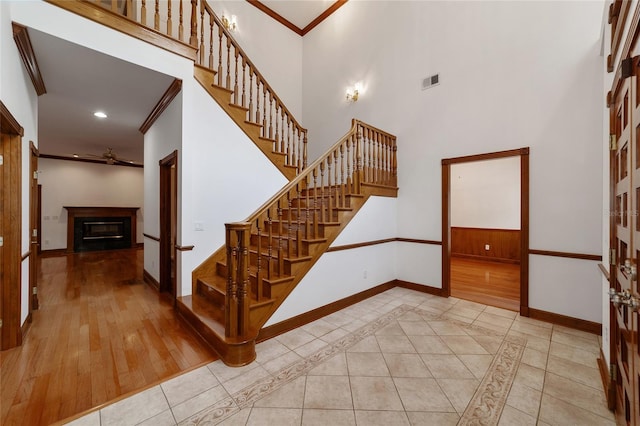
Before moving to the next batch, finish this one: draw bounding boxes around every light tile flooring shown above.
[65,288,614,425]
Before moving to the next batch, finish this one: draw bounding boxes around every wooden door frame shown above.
[159,150,178,298]
[1,101,24,350]
[441,147,530,316]
[29,142,39,311]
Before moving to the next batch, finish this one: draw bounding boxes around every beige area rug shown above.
[181,305,525,425]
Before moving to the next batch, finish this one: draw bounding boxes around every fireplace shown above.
[64,207,139,253]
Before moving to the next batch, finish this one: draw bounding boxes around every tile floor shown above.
[65,288,614,426]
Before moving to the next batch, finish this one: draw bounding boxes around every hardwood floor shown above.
[450,257,520,311]
[0,249,216,426]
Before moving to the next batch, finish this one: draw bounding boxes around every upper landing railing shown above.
[57,0,308,174]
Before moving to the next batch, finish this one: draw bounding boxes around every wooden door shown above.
[159,150,178,298]
[612,58,638,425]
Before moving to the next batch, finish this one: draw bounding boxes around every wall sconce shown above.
[221,14,237,31]
[346,82,362,102]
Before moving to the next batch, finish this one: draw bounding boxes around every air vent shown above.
[422,73,440,90]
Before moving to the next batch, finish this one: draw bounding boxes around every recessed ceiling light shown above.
[94,111,107,118]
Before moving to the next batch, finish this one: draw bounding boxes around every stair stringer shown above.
[194,65,298,181]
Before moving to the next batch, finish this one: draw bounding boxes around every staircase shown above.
[50,0,399,366]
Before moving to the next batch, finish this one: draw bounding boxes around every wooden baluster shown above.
[295,184,302,256]
[269,94,274,140]
[296,129,302,173]
[225,225,239,338]
[142,0,148,26]
[248,67,254,122]
[189,0,197,47]
[277,200,283,276]
[279,110,285,154]
[287,118,292,166]
[241,58,247,108]
[111,0,118,13]
[178,0,184,41]
[368,130,374,185]
[312,168,319,239]
[256,218,262,301]
[333,150,339,208]
[327,155,333,222]
[346,136,353,194]
[198,3,204,65]
[355,130,362,191]
[286,192,292,259]
[339,144,345,207]
[233,49,239,105]
[274,102,280,149]
[167,0,172,37]
[319,161,326,222]
[225,38,231,89]
[384,136,390,185]
[304,176,311,240]
[267,210,273,279]
[392,140,398,187]
[126,0,133,18]
[217,27,223,85]
[262,87,267,138]
[303,131,308,170]
[377,133,382,185]
[255,81,261,125]
[154,0,160,30]
[208,19,213,69]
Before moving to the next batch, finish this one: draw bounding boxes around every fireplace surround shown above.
[64,207,139,253]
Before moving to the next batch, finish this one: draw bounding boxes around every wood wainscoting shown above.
[451,227,521,264]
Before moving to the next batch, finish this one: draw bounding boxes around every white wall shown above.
[451,157,520,229]
[207,0,303,119]
[303,1,604,322]
[1,1,39,325]
[38,158,144,250]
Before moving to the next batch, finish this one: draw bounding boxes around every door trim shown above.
[441,147,530,316]
[29,141,39,311]
[1,101,24,350]
[159,150,178,298]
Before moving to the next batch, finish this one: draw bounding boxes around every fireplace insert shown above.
[73,216,132,252]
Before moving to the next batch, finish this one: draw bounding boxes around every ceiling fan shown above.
[79,147,140,166]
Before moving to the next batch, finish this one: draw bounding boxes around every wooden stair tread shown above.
[211,82,233,94]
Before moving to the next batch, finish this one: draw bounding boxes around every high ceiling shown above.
[27,1,340,165]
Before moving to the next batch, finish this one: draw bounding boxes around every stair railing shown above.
[83,0,308,174]
[198,1,308,174]
[224,119,397,339]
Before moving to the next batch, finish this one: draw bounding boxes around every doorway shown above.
[159,150,178,298]
[442,148,530,315]
[30,142,39,311]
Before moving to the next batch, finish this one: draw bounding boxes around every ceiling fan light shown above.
[94,111,107,118]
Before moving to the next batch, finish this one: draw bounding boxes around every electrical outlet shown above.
[484,244,490,251]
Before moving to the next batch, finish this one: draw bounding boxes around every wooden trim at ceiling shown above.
[301,0,348,35]
[45,0,197,61]
[246,0,303,35]
[246,0,348,36]
[12,23,47,96]
[0,101,24,136]
[528,249,602,262]
[144,233,161,242]
[528,307,601,335]
[139,79,182,134]
[39,153,143,168]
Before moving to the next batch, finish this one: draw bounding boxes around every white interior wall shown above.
[144,93,182,282]
[1,1,39,325]
[451,157,520,230]
[207,0,303,119]
[38,158,144,250]
[302,1,604,322]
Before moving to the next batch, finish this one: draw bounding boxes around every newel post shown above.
[225,222,251,339]
[189,0,198,47]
